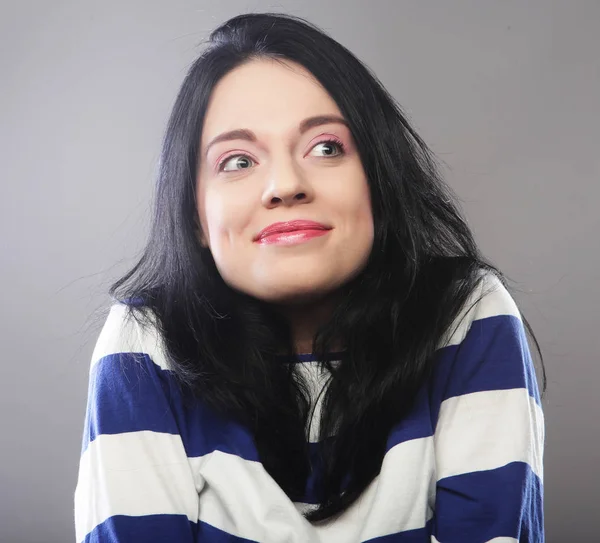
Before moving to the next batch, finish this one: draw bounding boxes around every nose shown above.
[261,157,314,208]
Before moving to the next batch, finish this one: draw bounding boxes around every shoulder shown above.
[90,302,170,373]
[431,270,542,405]
[440,270,522,349]
[82,303,185,452]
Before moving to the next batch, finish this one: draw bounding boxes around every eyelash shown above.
[216,137,346,173]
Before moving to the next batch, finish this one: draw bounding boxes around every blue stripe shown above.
[83,515,259,543]
[433,462,544,542]
[387,385,434,447]
[119,296,145,307]
[303,441,325,504]
[363,518,433,542]
[83,514,197,542]
[82,353,179,453]
[428,314,541,426]
[82,353,259,462]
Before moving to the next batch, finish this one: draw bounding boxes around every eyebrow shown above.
[203,114,349,157]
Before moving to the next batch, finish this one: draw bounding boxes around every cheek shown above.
[357,185,373,218]
[198,186,253,245]
[347,178,374,248]
[338,175,373,224]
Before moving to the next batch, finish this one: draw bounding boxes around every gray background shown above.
[1,1,598,542]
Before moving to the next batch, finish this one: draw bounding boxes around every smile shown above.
[254,219,332,246]
[255,229,330,246]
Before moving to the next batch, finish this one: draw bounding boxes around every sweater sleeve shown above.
[74,304,201,543]
[430,276,545,543]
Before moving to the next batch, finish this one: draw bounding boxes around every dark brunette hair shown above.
[110,12,545,522]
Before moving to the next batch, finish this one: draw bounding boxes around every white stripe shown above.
[314,437,434,542]
[435,388,544,482]
[90,303,170,371]
[195,451,315,541]
[441,273,522,348]
[74,431,203,543]
[196,439,434,542]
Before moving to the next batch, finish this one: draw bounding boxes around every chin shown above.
[222,263,363,306]
[249,281,340,306]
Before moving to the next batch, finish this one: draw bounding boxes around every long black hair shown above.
[110,12,545,522]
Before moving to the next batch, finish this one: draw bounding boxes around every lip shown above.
[255,220,332,242]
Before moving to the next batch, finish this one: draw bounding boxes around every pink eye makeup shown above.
[214,134,348,174]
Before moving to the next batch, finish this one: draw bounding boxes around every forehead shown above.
[201,58,342,142]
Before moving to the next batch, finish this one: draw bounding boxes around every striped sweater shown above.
[74,273,545,542]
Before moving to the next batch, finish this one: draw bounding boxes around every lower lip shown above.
[257,229,330,246]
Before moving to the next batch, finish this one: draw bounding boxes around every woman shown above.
[75,12,545,543]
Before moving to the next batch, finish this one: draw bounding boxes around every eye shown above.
[219,155,255,172]
[309,138,346,158]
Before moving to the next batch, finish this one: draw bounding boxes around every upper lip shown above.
[255,220,332,241]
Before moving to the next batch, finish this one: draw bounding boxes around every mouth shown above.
[255,220,332,246]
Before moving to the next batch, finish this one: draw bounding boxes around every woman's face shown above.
[196,58,374,305]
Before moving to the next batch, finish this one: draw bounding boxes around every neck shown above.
[275,292,342,354]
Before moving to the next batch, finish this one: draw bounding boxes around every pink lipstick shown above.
[255,220,331,246]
